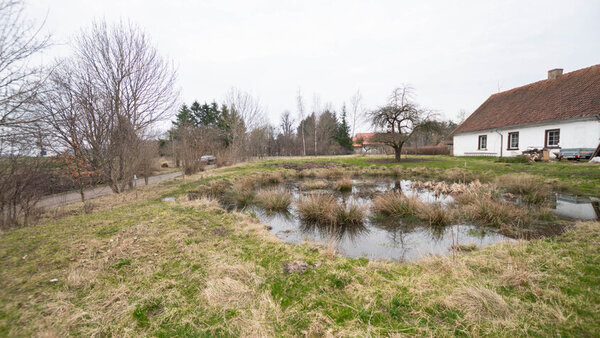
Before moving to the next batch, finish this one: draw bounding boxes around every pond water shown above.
[552,194,599,220]
[251,179,513,262]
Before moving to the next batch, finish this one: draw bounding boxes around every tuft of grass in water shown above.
[462,198,530,228]
[255,189,292,212]
[261,171,284,184]
[334,203,366,226]
[297,194,337,224]
[421,203,454,226]
[226,177,256,208]
[371,192,422,217]
[334,177,353,192]
[496,174,549,204]
[299,180,329,190]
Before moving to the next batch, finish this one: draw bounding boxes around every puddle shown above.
[551,194,600,220]
[162,196,176,202]
[250,179,513,262]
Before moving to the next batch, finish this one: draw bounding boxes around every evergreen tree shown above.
[335,105,353,151]
[172,103,195,129]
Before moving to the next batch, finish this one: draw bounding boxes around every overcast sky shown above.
[28,0,600,133]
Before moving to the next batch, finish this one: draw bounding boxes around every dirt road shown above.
[38,171,183,209]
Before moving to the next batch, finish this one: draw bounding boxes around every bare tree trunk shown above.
[394,146,402,162]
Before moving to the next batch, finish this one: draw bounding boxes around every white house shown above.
[453,65,600,157]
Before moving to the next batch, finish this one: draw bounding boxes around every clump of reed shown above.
[255,189,292,212]
[261,171,285,184]
[495,174,549,204]
[297,194,337,224]
[451,243,478,252]
[297,193,366,226]
[371,192,422,217]
[299,180,329,191]
[334,203,366,226]
[316,168,346,180]
[225,177,256,208]
[334,177,353,192]
[372,191,454,225]
[462,198,530,228]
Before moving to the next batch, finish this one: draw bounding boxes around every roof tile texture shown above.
[454,64,600,134]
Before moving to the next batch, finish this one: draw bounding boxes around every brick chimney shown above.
[548,68,563,80]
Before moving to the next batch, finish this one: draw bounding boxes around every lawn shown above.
[0,155,599,336]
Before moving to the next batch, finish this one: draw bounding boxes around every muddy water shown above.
[251,179,513,262]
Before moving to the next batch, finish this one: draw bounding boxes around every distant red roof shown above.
[453,64,600,134]
[352,133,377,147]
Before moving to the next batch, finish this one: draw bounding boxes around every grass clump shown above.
[297,194,365,226]
[421,203,453,226]
[462,198,530,228]
[334,177,353,192]
[372,192,422,217]
[255,189,292,212]
[299,180,328,190]
[334,203,366,226]
[496,174,549,204]
[297,194,337,224]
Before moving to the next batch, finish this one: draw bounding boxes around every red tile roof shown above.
[352,133,377,147]
[453,64,600,134]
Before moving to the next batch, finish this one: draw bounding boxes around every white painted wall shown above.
[453,118,600,157]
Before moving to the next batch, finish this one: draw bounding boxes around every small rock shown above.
[283,261,318,274]
[264,225,273,231]
[49,278,58,283]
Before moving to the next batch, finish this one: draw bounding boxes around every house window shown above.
[478,135,487,150]
[508,132,519,150]
[545,129,560,148]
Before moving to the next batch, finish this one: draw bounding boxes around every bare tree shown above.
[369,86,436,162]
[0,0,50,129]
[311,94,322,155]
[349,90,364,138]
[43,20,179,193]
[225,88,265,132]
[296,89,306,156]
[279,110,295,155]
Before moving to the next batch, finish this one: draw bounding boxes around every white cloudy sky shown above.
[28,0,600,133]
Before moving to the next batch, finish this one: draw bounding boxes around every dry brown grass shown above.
[299,180,329,190]
[333,177,353,192]
[495,174,549,204]
[255,189,292,211]
[446,285,511,321]
[297,194,337,224]
[371,192,422,217]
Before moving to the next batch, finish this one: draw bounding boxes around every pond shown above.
[250,179,513,262]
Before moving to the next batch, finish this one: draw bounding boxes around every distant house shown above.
[453,65,600,157]
[352,133,386,154]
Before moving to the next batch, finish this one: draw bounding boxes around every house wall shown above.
[453,118,600,157]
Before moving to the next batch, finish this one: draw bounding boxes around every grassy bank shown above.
[1,155,599,336]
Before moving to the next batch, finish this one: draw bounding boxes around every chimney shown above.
[548,68,563,80]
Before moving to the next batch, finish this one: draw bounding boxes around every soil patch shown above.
[367,158,436,164]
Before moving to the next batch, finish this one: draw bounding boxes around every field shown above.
[1,155,599,336]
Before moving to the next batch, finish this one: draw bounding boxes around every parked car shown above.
[200,155,216,165]
[556,148,595,161]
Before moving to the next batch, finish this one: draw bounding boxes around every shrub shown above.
[255,189,292,212]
